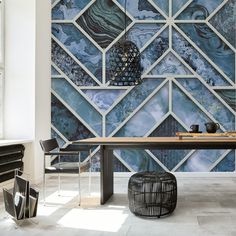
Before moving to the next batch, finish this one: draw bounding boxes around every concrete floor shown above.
[0,175,236,236]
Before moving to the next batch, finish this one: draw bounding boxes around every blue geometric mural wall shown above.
[51,0,236,172]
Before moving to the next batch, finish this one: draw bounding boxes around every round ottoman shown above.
[128,172,177,218]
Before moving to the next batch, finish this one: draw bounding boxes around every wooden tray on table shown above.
[176,132,236,140]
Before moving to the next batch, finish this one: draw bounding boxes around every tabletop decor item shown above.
[205,122,220,133]
[190,124,200,133]
[108,0,142,86]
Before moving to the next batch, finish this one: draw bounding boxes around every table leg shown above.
[100,145,114,204]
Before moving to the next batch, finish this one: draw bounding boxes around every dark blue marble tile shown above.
[215,89,236,112]
[106,78,165,136]
[76,0,131,48]
[177,23,235,82]
[177,0,223,20]
[172,83,214,132]
[113,157,130,172]
[114,149,164,172]
[82,89,125,112]
[114,82,169,137]
[52,0,91,20]
[177,150,226,172]
[52,40,98,86]
[117,0,164,20]
[178,78,235,130]
[172,0,189,16]
[52,78,102,136]
[141,28,169,73]
[52,23,102,82]
[51,94,95,141]
[152,0,169,15]
[149,115,190,170]
[172,30,231,86]
[210,0,236,48]
[211,151,235,172]
[149,52,192,75]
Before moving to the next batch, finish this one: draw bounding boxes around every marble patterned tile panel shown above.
[52,78,102,136]
[172,30,231,86]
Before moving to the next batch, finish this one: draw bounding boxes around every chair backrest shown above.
[39,138,59,153]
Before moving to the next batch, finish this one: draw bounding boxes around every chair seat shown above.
[45,161,89,174]
[60,144,93,152]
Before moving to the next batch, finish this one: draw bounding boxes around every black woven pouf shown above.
[128,172,177,218]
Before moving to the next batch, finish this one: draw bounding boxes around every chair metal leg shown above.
[43,154,46,205]
[78,152,81,206]
[58,155,61,196]
[58,173,61,196]
[89,149,92,195]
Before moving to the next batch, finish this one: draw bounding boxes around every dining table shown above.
[73,137,236,204]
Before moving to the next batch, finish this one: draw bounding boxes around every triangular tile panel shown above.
[215,89,236,112]
[117,0,164,20]
[177,0,224,20]
[52,0,91,20]
[211,151,235,172]
[209,0,236,47]
[172,0,189,16]
[152,0,169,15]
[81,89,126,112]
[149,52,192,75]
[149,115,190,171]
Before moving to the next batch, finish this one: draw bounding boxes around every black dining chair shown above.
[39,138,92,205]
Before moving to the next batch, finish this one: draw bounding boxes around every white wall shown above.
[4,0,51,183]
[34,0,51,183]
[4,0,36,140]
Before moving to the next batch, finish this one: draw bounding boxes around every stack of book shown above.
[3,175,39,220]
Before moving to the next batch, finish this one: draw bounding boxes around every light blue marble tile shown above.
[172,83,213,132]
[177,150,226,172]
[114,149,164,172]
[172,30,231,86]
[52,23,102,82]
[52,78,102,136]
[149,52,192,75]
[51,65,60,76]
[172,0,189,16]
[82,89,125,112]
[115,82,169,137]
[211,151,235,172]
[127,23,164,49]
[178,78,235,131]
[106,79,165,136]
[52,0,91,20]
[117,0,164,20]
[178,23,235,82]
[152,0,169,15]
[177,0,224,20]
[210,0,236,48]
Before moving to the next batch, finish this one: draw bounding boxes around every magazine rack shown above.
[2,170,39,221]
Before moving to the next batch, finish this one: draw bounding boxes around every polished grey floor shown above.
[0,175,236,236]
